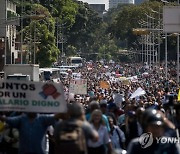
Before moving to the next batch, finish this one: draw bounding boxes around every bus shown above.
[67,57,83,67]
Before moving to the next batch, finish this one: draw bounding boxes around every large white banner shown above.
[127,76,138,82]
[0,80,67,113]
[69,79,87,95]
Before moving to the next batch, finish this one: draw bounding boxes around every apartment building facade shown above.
[109,0,134,9]
[0,0,18,71]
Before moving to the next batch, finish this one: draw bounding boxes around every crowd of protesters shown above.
[0,60,180,154]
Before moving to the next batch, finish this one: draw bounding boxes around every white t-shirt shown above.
[87,124,111,148]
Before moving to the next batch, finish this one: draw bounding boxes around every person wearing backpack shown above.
[53,103,99,154]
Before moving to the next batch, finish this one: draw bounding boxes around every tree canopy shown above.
[9,0,178,64]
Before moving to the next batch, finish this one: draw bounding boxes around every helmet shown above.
[142,109,164,129]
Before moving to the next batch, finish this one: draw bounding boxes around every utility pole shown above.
[20,0,24,64]
[177,33,180,83]
[34,22,36,64]
[4,0,7,65]
[165,33,168,79]
[177,0,180,83]
[141,36,144,63]
[158,7,161,66]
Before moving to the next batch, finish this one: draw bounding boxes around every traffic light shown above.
[132,28,150,35]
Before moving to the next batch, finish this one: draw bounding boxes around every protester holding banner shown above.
[0,112,66,154]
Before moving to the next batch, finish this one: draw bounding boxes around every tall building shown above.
[79,0,108,10]
[89,4,105,17]
[109,0,134,9]
[0,0,18,71]
[135,0,145,5]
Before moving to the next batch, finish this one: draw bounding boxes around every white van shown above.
[39,68,60,81]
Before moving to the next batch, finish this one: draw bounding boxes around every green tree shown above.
[65,1,102,58]
[107,2,163,49]
[10,0,78,66]
[23,3,58,67]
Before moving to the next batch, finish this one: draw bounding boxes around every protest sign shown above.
[99,81,110,89]
[122,79,130,85]
[69,79,87,95]
[127,76,138,83]
[178,89,180,101]
[0,80,67,113]
[130,87,146,99]
[113,93,124,108]
[119,77,127,81]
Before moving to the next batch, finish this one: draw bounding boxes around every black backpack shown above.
[55,120,87,154]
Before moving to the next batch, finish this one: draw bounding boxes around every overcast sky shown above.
[80,0,109,10]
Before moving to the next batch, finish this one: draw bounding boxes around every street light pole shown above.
[56,21,66,64]
[152,16,155,67]
[165,33,168,79]
[61,23,65,64]
[34,23,36,64]
[4,35,7,65]
[4,0,7,65]
[20,0,24,64]
[158,6,161,66]
[145,13,157,69]
[141,36,144,63]
[152,32,155,67]
[149,15,152,70]
[161,0,169,79]
[177,0,180,83]
[56,18,60,63]
[177,34,179,83]
[145,15,149,66]
[150,8,163,67]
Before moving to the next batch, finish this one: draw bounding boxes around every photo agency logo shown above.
[139,133,153,148]
[139,132,180,148]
